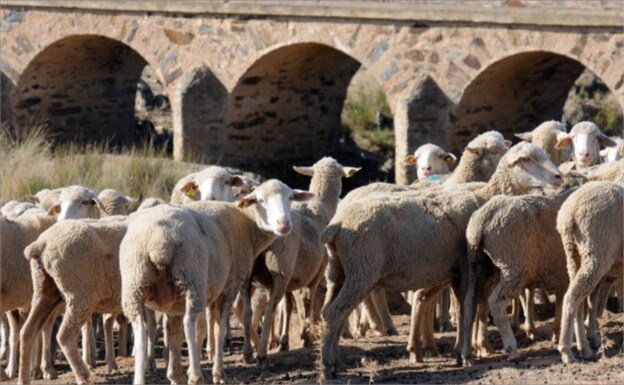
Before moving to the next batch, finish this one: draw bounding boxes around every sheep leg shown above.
[102,314,118,373]
[205,306,216,364]
[321,277,371,379]
[371,288,398,336]
[212,288,237,385]
[461,261,480,366]
[40,315,58,380]
[552,291,564,343]
[0,314,7,362]
[182,293,205,385]
[4,310,20,380]
[420,296,439,358]
[145,308,157,373]
[488,279,522,361]
[473,299,493,358]
[117,314,129,357]
[57,309,93,385]
[409,284,446,364]
[510,296,521,334]
[278,292,293,352]
[81,319,96,369]
[292,290,310,346]
[194,311,207,360]
[587,277,611,349]
[439,288,451,332]
[360,295,383,336]
[522,288,536,341]
[558,261,606,363]
[165,315,187,385]
[131,305,147,385]
[256,276,288,369]
[240,279,256,362]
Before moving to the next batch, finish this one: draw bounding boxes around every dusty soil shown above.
[28,302,623,385]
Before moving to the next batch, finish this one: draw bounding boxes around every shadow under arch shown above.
[12,34,168,148]
[451,50,609,153]
[223,43,361,183]
[176,66,228,163]
[1,72,15,125]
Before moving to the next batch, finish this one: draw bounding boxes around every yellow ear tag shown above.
[186,186,197,197]
[52,210,59,217]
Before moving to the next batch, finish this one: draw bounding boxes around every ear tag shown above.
[186,186,197,197]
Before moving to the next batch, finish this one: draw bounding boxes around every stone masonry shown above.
[0,1,622,183]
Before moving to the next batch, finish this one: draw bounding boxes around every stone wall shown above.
[1,72,13,124]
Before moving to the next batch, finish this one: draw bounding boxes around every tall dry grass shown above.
[0,126,203,204]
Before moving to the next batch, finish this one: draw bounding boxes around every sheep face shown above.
[404,144,456,180]
[506,143,563,188]
[180,167,245,202]
[556,122,616,167]
[293,156,360,180]
[47,186,106,220]
[238,179,314,236]
[465,131,511,171]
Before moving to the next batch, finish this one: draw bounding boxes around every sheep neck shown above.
[240,207,278,256]
[475,163,531,202]
[306,171,342,223]
[446,152,494,184]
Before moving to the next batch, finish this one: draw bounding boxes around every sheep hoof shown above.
[408,352,423,364]
[386,327,399,336]
[31,368,43,380]
[146,358,157,374]
[507,351,522,362]
[188,374,204,384]
[206,353,214,364]
[589,335,601,350]
[243,352,255,364]
[277,341,289,353]
[107,362,119,374]
[462,357,474,368]
[255,356,269,370]
[581,347,595,361]
[0,370,9,382]
[422,346,439,358]
[559,347,574,364]
[212,372,227,384]
[322,366,337,381]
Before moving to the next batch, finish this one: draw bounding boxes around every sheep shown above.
[18,217,128,385]
[556,181,623,364]
[515,120,569,166]
[319,142,562,378]
[556,121,617,172]
[97,189,138,215]
[599,136,624,162]
[0,201,40,219]
[460,188,577,365]
[0,213,57,380]
[120,179,313,384]
[238,157,359,369]
[137,197,167,211]
[169,166,246,204]
[403,144,456,181]
[25,189,62,210]
[46,185,108,220]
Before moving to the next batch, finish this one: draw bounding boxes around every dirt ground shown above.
[27,300,623,385]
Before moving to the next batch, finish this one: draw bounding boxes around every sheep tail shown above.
[466,220,485,267]
[147,242,175,271]
[320,222,341,246]
[24,239,46,270]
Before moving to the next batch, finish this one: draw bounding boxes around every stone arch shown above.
[12,34,169,148]
[1,72,15,125]
[223,42,361,181]
[174,66,228,162]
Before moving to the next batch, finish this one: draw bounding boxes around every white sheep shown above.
[319,142,562,377]
[169,166,246,204]
[515,120,569,166]
[238,157,359,369]
[0,213,57,380]
[556,121,617,171]
[25,189,62,210]
[97,189,138,215]
[120,180,313,384]
[403,144,456,180]
[556,181,623,364]
[599,136,624,162]
[18,217,128,385]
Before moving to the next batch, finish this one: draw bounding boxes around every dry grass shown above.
[0,126,204,204]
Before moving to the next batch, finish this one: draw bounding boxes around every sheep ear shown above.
[444,153,457,167]
[26,194,39,203]
[124,195,139,203]
[403,155,417,165]
[598,134,617,147]
[47,204,61,217]
[555,133,572,150]
[507,152,529,166]
[91,197,110,216]
[515,132,533,142]
[228,175,246,187]
[343,167,361,178]
[180,181,198,198]
[237,192,257,208]
[292,190,315,202]
[292,166,314,176]
[503,140,512,148]
[465,147,480,156]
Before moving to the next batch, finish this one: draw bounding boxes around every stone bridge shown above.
[1,1,622,183]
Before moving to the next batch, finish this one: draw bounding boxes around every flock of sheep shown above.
[0,120,622,384]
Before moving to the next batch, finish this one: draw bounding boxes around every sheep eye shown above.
[491,149,499,155]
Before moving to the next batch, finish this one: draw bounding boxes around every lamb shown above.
[556,181,623,364]
[0,213,57,380]
[556,121,617,172]
[319,142,562,377]
[238,157,359,369]
[599,136,624,162]
[403,144,456,180]
[97,189,137,215]
[461,188,577,364]
[18,217,128,385]
[120,179,313,384]
[169,166,246,204]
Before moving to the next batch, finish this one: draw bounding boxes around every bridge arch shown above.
[223,42,361,180]
[12,34,170,148]
[1,72,15,125]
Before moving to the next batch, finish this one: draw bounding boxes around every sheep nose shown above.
[276,219,291,234]
[578,151,590,159]
[422,166,431,171]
